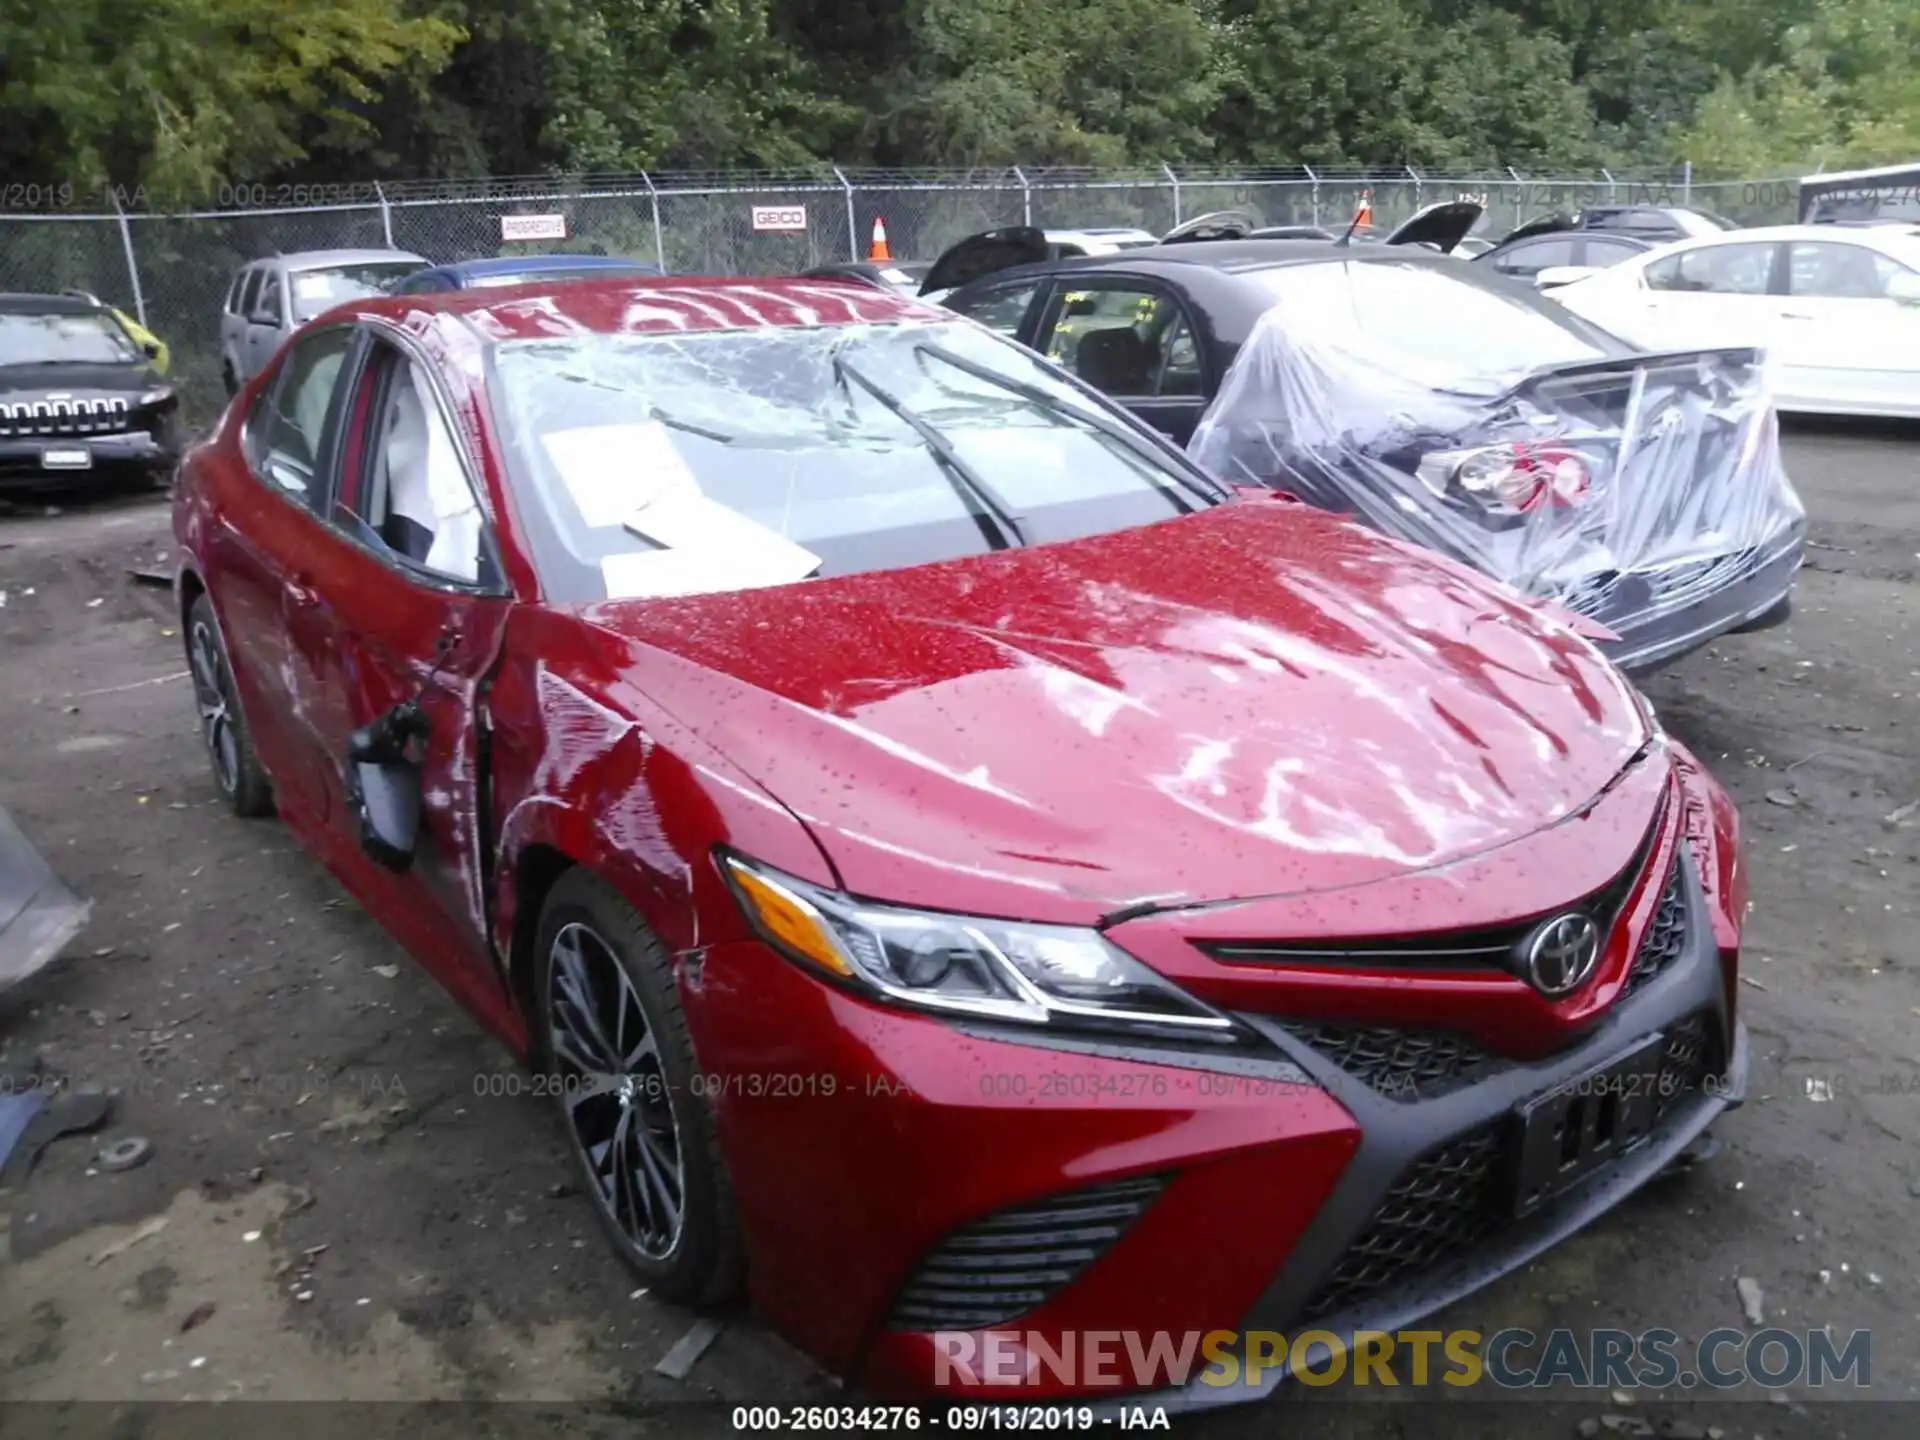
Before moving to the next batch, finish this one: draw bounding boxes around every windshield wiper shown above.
[833,354,1029,549]
[650,409,737,444]
[913,340,1217,510]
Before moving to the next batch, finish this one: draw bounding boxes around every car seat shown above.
[1074,327,1153,395]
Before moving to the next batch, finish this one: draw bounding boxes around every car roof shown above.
[267,249,427,271]
[0,292,109,315]
[965,236,1462,283]
[429,255,664,279]
[1646,222,1914,248]
[355,276,943,341]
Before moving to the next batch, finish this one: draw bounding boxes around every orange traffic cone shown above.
[869,216,891,262]
[1355,189,1373,228]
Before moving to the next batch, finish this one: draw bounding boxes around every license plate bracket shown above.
[1512,1033,1667,1218]
[41,446,92,470]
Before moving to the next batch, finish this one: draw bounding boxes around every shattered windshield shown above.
[1245,258,1616,395]
[490,319,1218,602]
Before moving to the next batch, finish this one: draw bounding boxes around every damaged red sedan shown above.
[172,277,1750,1407]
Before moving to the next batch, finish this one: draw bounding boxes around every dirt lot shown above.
[0,423,1915,1438]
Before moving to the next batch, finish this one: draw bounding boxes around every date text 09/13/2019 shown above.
[730,1406,1167,1431]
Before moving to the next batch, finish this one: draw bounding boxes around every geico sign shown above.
[750,205,808,232]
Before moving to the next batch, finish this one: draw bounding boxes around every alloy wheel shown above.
[188,618,240,797]
[546,921,686,1260]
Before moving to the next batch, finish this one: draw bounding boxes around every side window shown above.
[946,283,1039,337]
[339,344,489,585]
[225,271,246,314]
[1153,311,1205,397]
[1646,242,1775,295]
[249,328,354,507]
[238,268,264,317]
[1494,238,1579,276]
[1788,242,1909,299]
[1579,237,1643,267]
[1044,286,1201,399]
[256,273,283,323]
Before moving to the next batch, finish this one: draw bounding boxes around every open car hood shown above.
[1160,210,1260,244]
[1495,212,1577,247]
[918,226,1052,296]
[1382,200,1485,253]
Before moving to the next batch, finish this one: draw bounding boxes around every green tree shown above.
[1678,0,1920,176]
[0,0,463,198]
[868,0,1223,166]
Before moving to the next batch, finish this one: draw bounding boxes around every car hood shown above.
[1160,210,1260,244]
[1383,200,1484,253]
[0,361,155,395]
[918,226,1052,295]
[581,501,1651,921]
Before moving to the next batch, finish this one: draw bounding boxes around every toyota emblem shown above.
[1523,913,1602,997]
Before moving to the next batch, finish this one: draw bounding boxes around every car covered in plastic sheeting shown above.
[172,275,1753,1407]
[1186,253,1807,673]
[937,233,1805,674]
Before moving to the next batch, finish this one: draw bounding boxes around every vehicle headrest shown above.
[1074,327,1151,393]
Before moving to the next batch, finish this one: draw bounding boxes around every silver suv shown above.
[219,249,425,393]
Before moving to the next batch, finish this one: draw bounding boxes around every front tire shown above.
[531,870,745,1306]
[185,593,273,817]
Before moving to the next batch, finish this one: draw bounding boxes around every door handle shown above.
[286,573,321,609]
[1779,310,1816,320]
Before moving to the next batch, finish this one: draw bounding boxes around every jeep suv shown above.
[0,293,181,490]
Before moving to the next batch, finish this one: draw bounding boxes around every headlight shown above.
[719,852,1242,1042]
[1417,442,1592,516]
[139,387,175,407]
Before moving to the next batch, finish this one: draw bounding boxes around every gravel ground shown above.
[0,421,1915,1438]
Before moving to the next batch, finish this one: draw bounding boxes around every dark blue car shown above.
[386,255,665,294]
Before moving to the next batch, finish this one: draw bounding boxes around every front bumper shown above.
[1593,528,1805,674]
[1148,847,1745,1411]
[681,817,1744,1406]
[0,431,177,487]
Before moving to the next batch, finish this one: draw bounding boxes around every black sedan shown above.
[927,221,1806,674]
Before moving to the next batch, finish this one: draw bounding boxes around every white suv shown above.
[219,249,425,394]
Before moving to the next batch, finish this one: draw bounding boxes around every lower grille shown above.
[1279,1021,1504,1101]
[886,1175,1164,1332]
[1624,852,1689,997]
[1301,1015,1724,1325]
[1298,1127,1503,1322]
[1654,1014,1716,1120]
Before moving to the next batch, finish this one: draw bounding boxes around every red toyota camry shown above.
[172,277,1749,1406]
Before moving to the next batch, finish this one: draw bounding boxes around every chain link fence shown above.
[0,166,1805,420]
